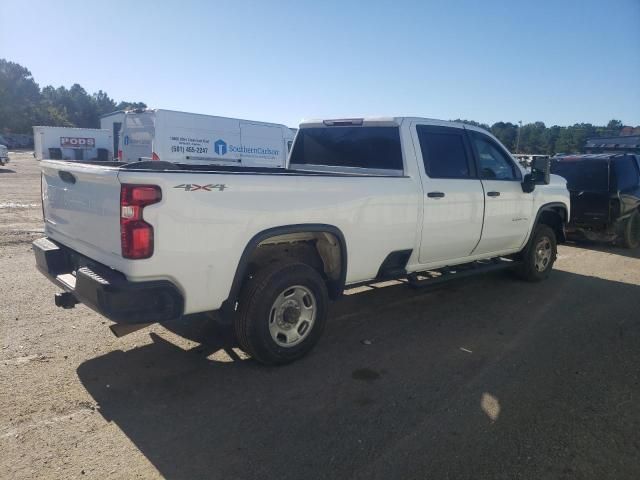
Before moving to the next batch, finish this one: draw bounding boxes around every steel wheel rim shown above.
[268,285,316,347]
[534,236,552,272]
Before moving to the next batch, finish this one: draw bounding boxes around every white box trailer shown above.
[99,111,126,156]
[33,126,113,161]
[118,109,294,168]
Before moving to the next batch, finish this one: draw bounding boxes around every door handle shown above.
[58,171,76,184]
[487,191,500,197]
[427,191,445,199]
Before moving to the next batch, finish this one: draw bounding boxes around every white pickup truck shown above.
[34,117,570,364]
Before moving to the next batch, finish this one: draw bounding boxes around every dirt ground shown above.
[1,152,639,479]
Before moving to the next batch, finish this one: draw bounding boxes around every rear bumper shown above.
[33,237,184,324]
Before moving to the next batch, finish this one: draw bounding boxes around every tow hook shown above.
[55,292,78,309]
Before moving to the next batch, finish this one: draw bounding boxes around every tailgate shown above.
[42,161,122,262]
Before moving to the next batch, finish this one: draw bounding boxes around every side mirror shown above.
[522,173,535,193]
[522,157,551,193]
[531,157,551,185]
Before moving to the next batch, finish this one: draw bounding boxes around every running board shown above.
[407,258,520,289]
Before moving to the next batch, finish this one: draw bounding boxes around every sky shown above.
[1,0,639,128]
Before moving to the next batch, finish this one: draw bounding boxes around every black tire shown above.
[234,261,328,365]
[515,224,557,282]
[620,211,640,249]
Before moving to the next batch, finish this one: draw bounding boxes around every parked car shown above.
[0,144,9,166]
[551,153,640,248]
[33,117,570,365]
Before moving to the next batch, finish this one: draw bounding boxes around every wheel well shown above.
[538,207,566,243]
[234,229,346,304]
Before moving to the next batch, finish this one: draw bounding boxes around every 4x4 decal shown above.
[173,184,228,191]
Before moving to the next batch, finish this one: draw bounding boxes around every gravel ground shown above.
[1,152,639,479]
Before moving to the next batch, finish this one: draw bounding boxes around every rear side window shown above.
[613,157,640,191]
[417,126,473,179]
[289,127,403,171]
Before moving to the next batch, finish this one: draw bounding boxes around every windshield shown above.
[551,160,610,192]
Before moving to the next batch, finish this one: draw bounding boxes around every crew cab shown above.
[551,153,640,248]
[33,117,570,364]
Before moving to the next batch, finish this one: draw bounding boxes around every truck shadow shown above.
[76,270,640,480]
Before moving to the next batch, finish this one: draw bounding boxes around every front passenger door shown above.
[468,129,534,255]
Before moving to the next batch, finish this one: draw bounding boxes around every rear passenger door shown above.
[467,129,534,254]
[413,124,485,264]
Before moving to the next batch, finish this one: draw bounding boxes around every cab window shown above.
[417,125,474,179]
[471,132,519,181]
[289,126,403,172]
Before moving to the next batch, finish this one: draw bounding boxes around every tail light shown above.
[152,152,160,161]
[118,149,123,161]
[120,184,161,259]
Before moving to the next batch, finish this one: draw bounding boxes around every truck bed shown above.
[40,159,420,314]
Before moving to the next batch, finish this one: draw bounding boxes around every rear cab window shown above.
[289,126,403,174]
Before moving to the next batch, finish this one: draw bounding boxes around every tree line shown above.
[1,58,638,154]
[0,58,146,134]
[453,119,638,156]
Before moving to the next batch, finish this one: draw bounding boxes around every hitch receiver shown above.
[55,292,78,309]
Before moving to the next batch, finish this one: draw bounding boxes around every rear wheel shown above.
[516,224,557,282]
[234,261,328,365]
[620,211,640,249]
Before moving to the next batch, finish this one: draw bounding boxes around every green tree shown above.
[0,59,43,132]
[93,90,117,117]
[491,122,518,151]
[115,101,147,111]
[555,127,580,154]
[452,118,490,131]
[606,119,623,131]
[40,85,72,126]
[518,122,547,154]
[543,125,562,155]
[1,58,147,132]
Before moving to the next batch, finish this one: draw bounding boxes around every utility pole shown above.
[515,120,523,153]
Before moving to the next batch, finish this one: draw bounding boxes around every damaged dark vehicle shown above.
[551,154,640,248]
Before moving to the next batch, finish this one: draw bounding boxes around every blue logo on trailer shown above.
[214,139,227,155]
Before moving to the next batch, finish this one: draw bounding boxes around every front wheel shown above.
[620,211,640,249]
[515,224,557,282]
[234,261,328,365]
